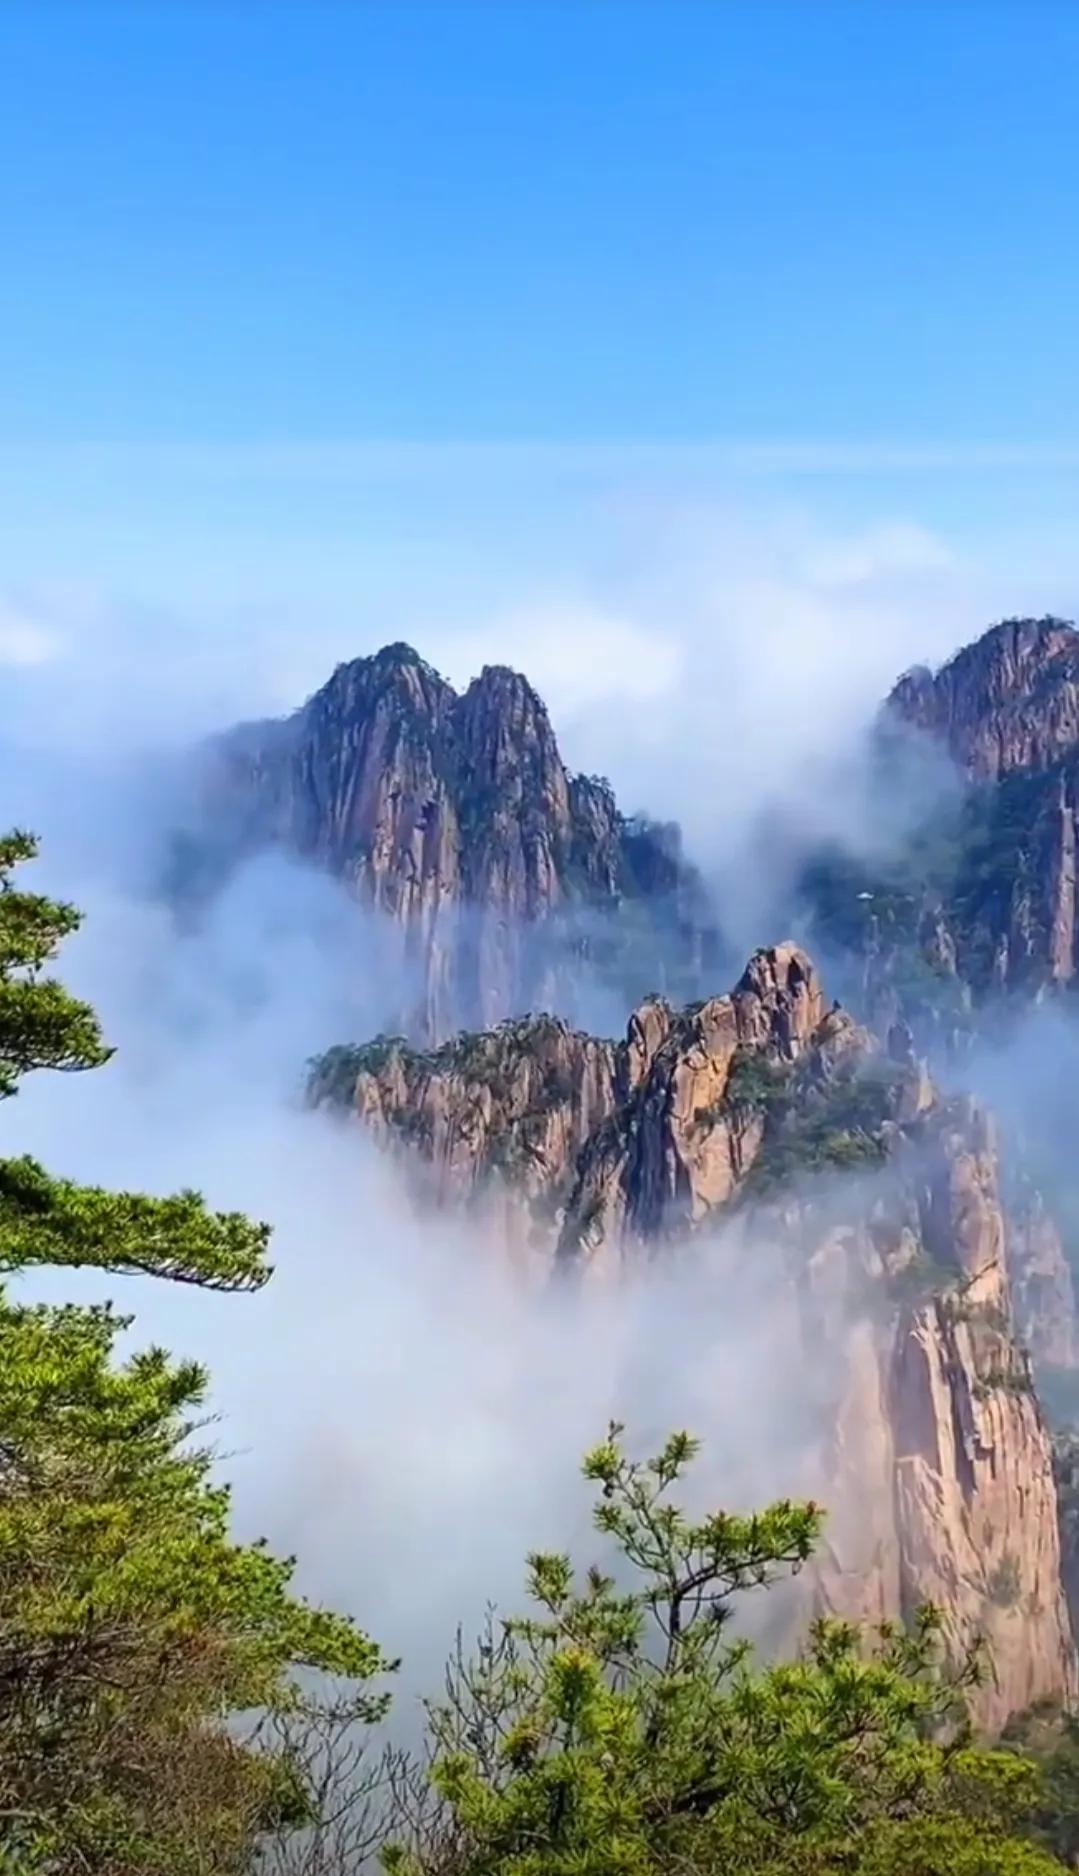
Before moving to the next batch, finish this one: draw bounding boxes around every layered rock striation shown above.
[178,642,721,1040]
[890,616,1079,784]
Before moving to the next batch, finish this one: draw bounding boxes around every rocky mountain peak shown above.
[732,941,824,1058]
[803,616,1079,1016]
[183,641,723,1040]
[316,640,454,718]
[370,639,432,670]
[454,662,570,825]
[308,940,876,1269]
[888,615,1079,780]
[462,659,553,725]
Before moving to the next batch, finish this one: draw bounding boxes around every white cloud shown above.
[801,521,956,589]
[440,602,684,715]
[476,507,975,859]
[0,459,1038,965]
[0,597,61,667]
[4,463,1075,1719]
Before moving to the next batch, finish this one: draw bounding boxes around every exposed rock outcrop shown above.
[889,616,1079,783]
[882,618,1079,1002]
[309,944,831,1259]
[312,944,1077,1727]
[309,1014,621,1268]
[177,642,721,1040]
[799,620,1079,1387]
[798,1097,1074,1731]
[801,620,1079,1024]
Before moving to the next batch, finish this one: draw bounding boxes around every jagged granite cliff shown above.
[887,616,1079,998]
[178,642,721,1040]
[891,616,1079,784]
[311,945,1076,1729]
[804,617,1079,1017]
[798,619,1079,1386]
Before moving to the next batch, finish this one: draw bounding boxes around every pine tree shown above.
[0,832,388,1874]
[383,1425,1065,1876]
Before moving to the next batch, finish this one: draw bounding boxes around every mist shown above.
[3,826,823,1713]
[0,491,1053,1721]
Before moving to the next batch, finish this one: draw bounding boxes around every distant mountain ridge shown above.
[176,640,723,1041]
[801,617,1079,1023]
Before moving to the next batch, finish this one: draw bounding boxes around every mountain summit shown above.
[804,617,1079,1018]
[181,642,722,1040]
[889,616,1079,781]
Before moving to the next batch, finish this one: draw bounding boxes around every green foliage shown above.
[886,1252,961,1305]
[311,1017,570,1111]
[0,830,111,1097]
[308,1035,409,1107]
[973,1366,1037,1402]
[723,1046,794,1117]
[382,1426,1064,1876]
[940,1293,1012,1333]
[0,834,389,1873]
[691,1044,903,1192]
[0,1153,272,1290]
[799,757,1072,1025]
[1002,1703,1079,1867]
[745,1059,902,1195]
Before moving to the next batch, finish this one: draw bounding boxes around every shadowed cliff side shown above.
[804,617,1079,1020]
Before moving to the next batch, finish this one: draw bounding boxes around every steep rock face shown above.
[795,1098,1074,1731]
[312,946,1076,1726]
[805,629,1079,1017]
[889,616,1079,782]
[309,944,826,1257]
[558,945,831,1257]
[309,1015,620,1265]
[891,618,1079,999]
[182,643,720,1040]
[800,620,1079,1382]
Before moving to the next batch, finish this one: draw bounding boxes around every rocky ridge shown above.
[312,944,1077,1728]
[798,619,1079,1384]
[806,617,1079,1019]
[891,616,1079,784]
[180,642,721,1040]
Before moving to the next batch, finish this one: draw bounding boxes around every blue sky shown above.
[4,0,1079,824]
[4,1,1079,445]
[8,0,1079,1606]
